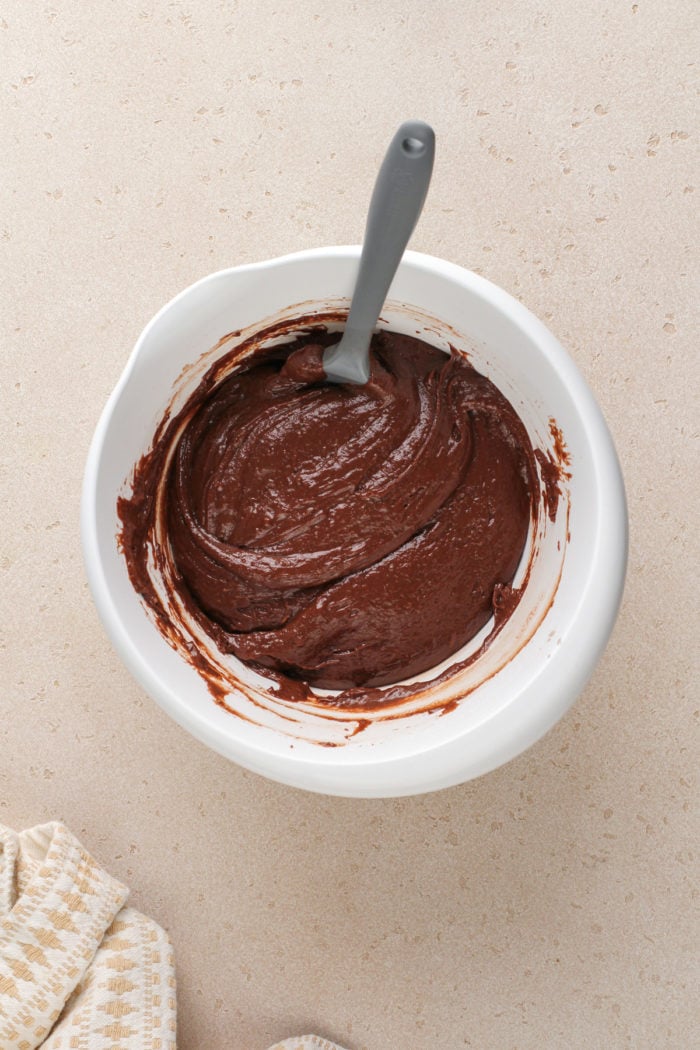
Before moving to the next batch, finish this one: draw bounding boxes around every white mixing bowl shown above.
[81,248,627,797]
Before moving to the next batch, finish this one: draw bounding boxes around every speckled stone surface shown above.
[1,2,697,1048]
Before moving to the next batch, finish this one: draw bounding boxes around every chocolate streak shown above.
[119,319,547,708]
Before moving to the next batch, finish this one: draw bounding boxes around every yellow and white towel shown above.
[0,823,347,1050]
[0,822,176,1049]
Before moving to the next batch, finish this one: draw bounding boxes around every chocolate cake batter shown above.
[119,325,538,693]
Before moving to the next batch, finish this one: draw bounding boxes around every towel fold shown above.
[0,822,176,1049]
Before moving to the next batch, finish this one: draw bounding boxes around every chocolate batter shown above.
[119,325,538,693]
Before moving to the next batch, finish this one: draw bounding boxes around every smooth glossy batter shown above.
[120,328,537,691]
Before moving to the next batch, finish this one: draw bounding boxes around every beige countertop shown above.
[2,2,697,1047]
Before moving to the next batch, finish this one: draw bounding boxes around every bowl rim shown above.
[81,247,628,796]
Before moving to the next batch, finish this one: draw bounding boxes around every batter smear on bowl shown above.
[119,326,539,693]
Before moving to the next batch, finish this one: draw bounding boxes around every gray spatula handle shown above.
[347,119,435,341]
[323,121,435,383]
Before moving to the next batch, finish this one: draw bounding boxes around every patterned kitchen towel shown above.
[268,1040,348,1050]
[0,822,176,1049]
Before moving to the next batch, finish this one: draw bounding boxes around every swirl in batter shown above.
[120,326,537,692]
